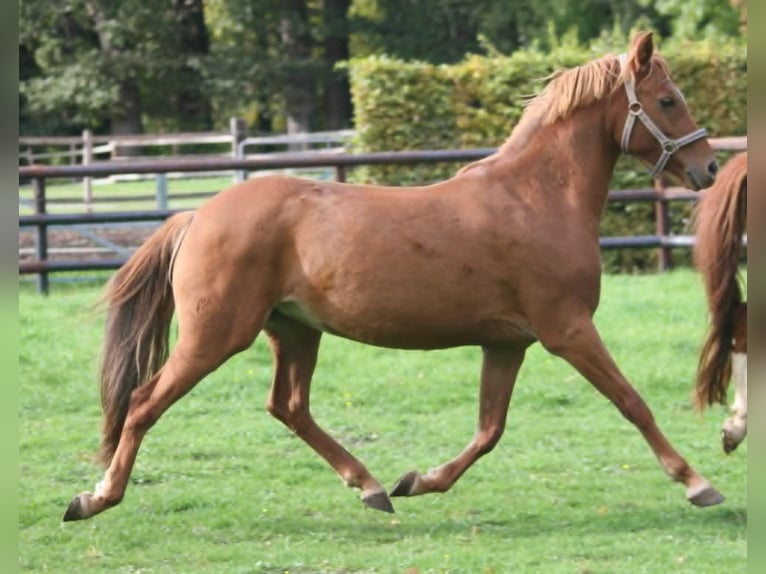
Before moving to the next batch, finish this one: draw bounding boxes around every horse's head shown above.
[611,32,718,190]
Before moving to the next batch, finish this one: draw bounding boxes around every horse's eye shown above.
[659,96,675,108]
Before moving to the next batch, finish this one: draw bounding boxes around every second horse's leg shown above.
[722,307,747,453]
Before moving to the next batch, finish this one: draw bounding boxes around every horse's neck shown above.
[494,105,620,221]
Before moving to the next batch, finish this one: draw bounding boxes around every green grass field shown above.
[19,270,746,573]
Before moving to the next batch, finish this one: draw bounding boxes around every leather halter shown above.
[618,53,708,178]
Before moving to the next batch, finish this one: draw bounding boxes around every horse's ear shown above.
[628,31,654,79]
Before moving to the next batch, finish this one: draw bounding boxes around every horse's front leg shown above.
[390,346,526,497]
[722,351,747,453]
[540,316,724,507]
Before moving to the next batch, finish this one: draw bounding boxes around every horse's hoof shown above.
[687,484,725,507]
[63,493,90,522]
[362,490,395,513]
[722,437,738,454]
[722,429,743,454]
[390,470,419,497]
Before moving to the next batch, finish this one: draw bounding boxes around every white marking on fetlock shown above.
[94,478,111,499]
[730,353,747,415]
[77,492,94,517]
[723,352,747,443]
[687,479,711,499]
[686,474,724,505]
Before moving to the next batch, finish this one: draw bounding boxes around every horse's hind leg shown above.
[64,284,270,522]
[721,352,747,453]
[265,315,394,513]
[540,317,724,507]
[63,339,232,521]
[390,346,525,497]
[722,307,747,453]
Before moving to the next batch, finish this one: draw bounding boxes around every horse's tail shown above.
[692,152,747,410]
[97,211,194,466]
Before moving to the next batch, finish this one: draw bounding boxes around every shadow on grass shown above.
[244,501,746,543]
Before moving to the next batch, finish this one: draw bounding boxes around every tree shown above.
[19,0,212,137]
[650,0,742,39]
[19,0,744,138]
[203,0,354,133]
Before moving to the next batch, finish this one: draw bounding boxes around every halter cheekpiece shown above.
[618,53,708,178]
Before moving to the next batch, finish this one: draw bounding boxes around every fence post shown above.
[230,117,246,183]
[82,129,93,213]
[654,176,671,272]
[33,177,49,295]
[155,173,168,209]
[335,165,346,182]
[69,142,78,183]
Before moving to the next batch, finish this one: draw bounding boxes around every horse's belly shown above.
[270,296,534,350]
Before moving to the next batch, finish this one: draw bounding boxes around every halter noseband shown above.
[618,53,708,178]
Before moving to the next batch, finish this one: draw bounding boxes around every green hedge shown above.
[348,40,746,272]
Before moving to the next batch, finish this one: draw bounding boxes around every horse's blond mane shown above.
[457,52,669,174]
[527,55,621,125]
[529,52,672,124]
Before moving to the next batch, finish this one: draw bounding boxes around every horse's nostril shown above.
[708,160,719,176]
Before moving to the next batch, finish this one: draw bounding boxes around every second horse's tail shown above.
[692,152,747,410]
[97,211,194,466]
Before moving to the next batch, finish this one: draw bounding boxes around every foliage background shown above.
[19,0,747,137]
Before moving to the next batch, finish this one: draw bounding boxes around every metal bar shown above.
[20,259,128,274]
[654,176,671,271]
[155,173,169,209]
[20,210,178,227]
[66,224,139,258]
[18,148,498,179]
[599,235,695,248]
[32,177,49,294]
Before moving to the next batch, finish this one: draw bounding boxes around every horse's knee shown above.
[617,392,654,429]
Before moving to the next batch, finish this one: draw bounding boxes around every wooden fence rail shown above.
[19,137,746,294]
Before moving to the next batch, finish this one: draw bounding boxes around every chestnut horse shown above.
[64,32,723,522]
[692,152,747,453]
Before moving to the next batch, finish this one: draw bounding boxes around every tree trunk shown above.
[280,0,315,141]
[111,79,144,157]
[87,3,143,155]
[323,0,351,129]
[171,0,212,130]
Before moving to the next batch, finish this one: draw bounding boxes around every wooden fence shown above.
[19,121,355,168]
[19,121,354,210]
[18,137,746,294]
